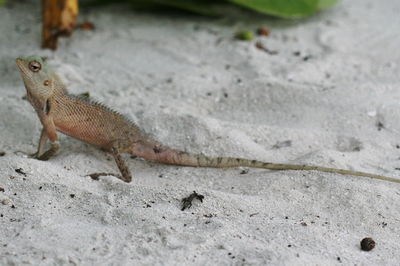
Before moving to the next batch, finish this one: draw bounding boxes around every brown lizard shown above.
[15,56,400,184]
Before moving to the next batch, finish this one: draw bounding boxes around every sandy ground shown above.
[1,0,400,265]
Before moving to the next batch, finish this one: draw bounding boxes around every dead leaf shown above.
[42,0,79,50]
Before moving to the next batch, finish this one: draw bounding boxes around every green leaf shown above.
[0,0,5,6]
[235,31,254,41]
[144,0,220,16]
[227,0,320,18]
[317,0,338,9]
[87,0,221,16]
[85,0,338,18]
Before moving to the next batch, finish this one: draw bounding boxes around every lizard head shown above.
[15,56,57,100]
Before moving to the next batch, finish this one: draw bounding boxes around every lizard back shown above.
[51,92,142,151]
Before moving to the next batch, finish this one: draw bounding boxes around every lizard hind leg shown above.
[110,147,132,183]
[89,143,132,182]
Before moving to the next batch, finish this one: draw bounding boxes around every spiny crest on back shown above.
[69,92,138,126]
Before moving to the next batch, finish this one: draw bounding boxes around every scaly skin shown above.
[15,56,400,184]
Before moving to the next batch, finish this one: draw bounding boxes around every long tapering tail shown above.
[130,139,400,184]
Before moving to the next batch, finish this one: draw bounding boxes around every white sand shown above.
[1,0,400,264]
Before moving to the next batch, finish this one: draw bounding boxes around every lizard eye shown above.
[29,61,41,72]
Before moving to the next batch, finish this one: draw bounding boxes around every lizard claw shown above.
[29,152,40,159]
[14,150,39,159]
[16,151,53,161]
[24,151,44,160]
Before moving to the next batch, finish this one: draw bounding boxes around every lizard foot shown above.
[37,141,60,161]
[14,150,40,159]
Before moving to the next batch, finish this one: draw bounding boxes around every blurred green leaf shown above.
[235,30,254,41]
[227,0,319,18]
[86,0,220,16]
[131,0,220,16]
[317,0,338,9]
[86,0,338,18]
[0,0,5,6]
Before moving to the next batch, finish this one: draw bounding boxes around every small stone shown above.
[240,168,249,175]
[257,27,270,36]
[377,121,384,131]
[2,199,11,205]
[15,168,27,176]
[360,237,375,251]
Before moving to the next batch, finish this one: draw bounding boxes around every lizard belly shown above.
[56,124,112,148]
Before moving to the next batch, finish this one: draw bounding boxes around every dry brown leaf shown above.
[42,0,79,50]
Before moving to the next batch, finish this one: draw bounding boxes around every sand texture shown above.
[1,0,400,265]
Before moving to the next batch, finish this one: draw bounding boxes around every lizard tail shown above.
[130,140,400,184]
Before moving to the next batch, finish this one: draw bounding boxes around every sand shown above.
[1,0,400,265]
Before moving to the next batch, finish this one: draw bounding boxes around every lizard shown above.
[15,55,400,184]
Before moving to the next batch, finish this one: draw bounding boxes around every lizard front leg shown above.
[16,128,49,158]
[30,128,49,158]
[37,140,60,161]
[35,113,60,161]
